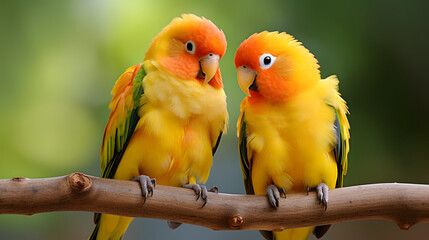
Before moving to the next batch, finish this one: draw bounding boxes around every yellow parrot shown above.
[89,14,228,240]
[235,31,350,240]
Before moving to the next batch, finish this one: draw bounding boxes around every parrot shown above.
[235,31,350,240]
[89,14,228,240]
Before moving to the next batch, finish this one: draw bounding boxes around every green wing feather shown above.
[100,64,146,179]
[212,132,223,156]
[93,64,145,227]
[238,112,254,194]
[322,76,350,188]
[239,113,270,239]
[330,102,350,188]
[314,97,350,239]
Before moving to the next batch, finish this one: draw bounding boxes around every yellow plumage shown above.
[115,60,227,185]
[241,76,345,195]
[96,59,227,239]
[90,14,228,240]
[235,31,350,240]
[239,76,348,240]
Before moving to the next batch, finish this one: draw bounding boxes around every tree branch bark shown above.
[0,173,428,231]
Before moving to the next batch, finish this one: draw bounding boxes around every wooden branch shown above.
[0,173,428,231]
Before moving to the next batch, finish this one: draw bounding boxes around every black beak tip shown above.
[249,76,258,92]
[197,62,206,79]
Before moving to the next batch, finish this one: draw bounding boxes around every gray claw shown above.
[316,183,329,210]
[132,175,156,203]
[169,183,214,229]
[201,185,208,207]
[266,185,281,208]
[184,183,202,201]
[184,184,214,207]
[208,186,219,194]
[201,186,208,201]
[280,187,286,198]
[151,178,156,189]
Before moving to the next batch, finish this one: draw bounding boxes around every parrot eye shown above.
[185,41,196,55]
[259,53,276,69]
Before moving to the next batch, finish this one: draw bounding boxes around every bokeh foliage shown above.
[0,0,428,239]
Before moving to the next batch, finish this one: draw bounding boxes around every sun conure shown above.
[89,14,228,240]
[235,31,350,240]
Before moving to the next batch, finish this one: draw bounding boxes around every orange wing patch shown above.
[100,64,143,171]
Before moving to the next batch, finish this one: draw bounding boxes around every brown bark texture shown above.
[0,173,428,231]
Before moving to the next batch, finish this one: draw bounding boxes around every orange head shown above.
[145,14,227,89]
[234,31,320,103]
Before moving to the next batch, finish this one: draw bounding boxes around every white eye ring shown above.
[185,40,195,55]
[259,53,276,69]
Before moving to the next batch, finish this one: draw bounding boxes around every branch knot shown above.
[230,215,245,229]
[11,177,28,182]
[68,172,91,193]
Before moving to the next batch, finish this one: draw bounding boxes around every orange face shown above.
[146,14,227,89]
[234,31,320,103]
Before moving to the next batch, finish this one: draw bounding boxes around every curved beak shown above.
[199,53,220,84]
[237,66,257,96]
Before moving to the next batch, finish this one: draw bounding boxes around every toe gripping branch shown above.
[316,183,329,211]
[306,183,330,211]
[133,175,156,203]
[184,184,219,207]
[266,185,286,208]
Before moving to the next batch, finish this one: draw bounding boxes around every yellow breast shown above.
[113,60,228,187]
[244,84,338,194]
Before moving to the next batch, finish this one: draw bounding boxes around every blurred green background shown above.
[1,0,428,239]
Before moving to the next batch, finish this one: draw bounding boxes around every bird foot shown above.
[208,186,219,194]
[132,175,156,203]
[167,185,218,230]
[184,184,218,207]
[266,184,286,208]
[316,183,329,210]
